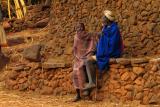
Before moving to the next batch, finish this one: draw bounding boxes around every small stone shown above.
[53,87,63,95]
[130,72,137,81]
[142,96,150,104]
[19,83,28,91]
[133,1,139,8]
[5,79,17,87]
[40,86,53,95]
[48,81,58,89]
[32,78,38,84]
[19,71,27,78]
[135,92,143,100]
[8,71,18,80]
[141,11,148,17]
[13,85,19,90]
[121,89,128,96]
[23,44,42,62]
[131,58,148,64]
[149,95,159,104]
[149,58,160,63]
[27,63,41,70]
[125,91,133,100]
[134,77,144,86]
[129,15,137,25]
[35,18,49,28]
[11,65,25,71]
[144,80,157,88]
[121,72,130,81]
[145,0,152,4]
[110,80,121,89]
[30,84,37,90]
[151,65,158,72]
[147,23,156,32]
[124,85,134,91]
[109,58,116,64]
[143,73,149,80]
[134,85,143,93]
[18,77,27,84]
[42,59,66,69]
[133,67,145,76]
[116,58,131,65]
[142,93,154,104]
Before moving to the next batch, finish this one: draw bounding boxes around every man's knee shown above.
[85,58,94,65]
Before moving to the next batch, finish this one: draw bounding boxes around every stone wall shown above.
[97,58,160,105]
[47,0,160,59]
[5,57,160,104]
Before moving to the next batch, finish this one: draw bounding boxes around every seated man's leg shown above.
[84,56,97,90]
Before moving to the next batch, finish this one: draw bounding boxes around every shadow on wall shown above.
[0,55,9,70]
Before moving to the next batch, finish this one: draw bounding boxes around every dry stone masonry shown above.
[5,57,160,104]
[48,0,160,59]
[97,57,160,105]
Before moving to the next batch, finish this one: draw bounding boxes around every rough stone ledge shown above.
[42,62,66,69]
[110,57,160,65]
[149,58,160,63]
[9,57,160,71]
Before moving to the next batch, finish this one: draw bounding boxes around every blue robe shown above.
[96,22,123,72]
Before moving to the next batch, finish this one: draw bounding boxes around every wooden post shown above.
[95,68,99,101]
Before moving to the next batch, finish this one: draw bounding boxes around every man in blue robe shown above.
[84,10,123,90]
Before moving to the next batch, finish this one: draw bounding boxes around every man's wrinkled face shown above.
[75,23,85,32]
[102,16,110,26]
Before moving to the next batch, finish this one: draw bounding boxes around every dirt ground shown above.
[0,82,159,107]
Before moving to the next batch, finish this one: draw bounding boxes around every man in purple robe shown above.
[72,23,98,102]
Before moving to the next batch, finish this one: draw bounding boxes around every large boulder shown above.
[23,44,42,62]
[35,18,49,28]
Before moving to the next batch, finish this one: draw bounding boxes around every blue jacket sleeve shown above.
[108,26,122,57]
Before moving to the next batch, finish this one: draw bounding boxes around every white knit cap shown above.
[103,10,115,21]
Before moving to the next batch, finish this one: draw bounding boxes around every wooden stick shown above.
[19,0,27,15]
[95,69,98,101]
[8,0,11,19]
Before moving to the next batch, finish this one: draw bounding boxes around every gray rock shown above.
[133,1,140,8]
[116,58,131,65]
[35,18,49,28]
[149,95,159,104]
[131,58,149,64]
[109,58,116,64]
[42,59,66,69]
[23,44,42,62]
[147,23,156,32]
[42,62,66,69]
[11,65,26,71]
[19,83,28,91]
[129,15,137,25]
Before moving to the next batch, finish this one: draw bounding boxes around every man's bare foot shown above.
[82,90,90,96]
[83,83,96,90]
[72,95,81,102]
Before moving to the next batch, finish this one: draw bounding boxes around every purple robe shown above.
[73,31,97,89]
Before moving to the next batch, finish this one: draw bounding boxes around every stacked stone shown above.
[47,0,160,59]
[6,5,50,32]
[5,57,160,104]
[98,58,160,105]
[5,63,74,95]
